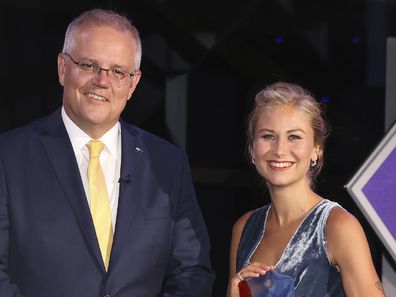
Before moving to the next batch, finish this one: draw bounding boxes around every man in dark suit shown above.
[0,8,214,297]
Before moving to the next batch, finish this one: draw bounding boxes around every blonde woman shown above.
[227,82,386,297]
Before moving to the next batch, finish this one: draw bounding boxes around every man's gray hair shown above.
[62,8,142,70]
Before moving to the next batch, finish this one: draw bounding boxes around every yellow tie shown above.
[86,140,113,271]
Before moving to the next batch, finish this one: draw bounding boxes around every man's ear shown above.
[126,70,142,101]
[57,53,66,87]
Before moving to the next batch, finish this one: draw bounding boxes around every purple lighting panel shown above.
[362,148,396,238]
[346,121,396,262]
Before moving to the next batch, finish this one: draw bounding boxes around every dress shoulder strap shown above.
[236,205,270,271]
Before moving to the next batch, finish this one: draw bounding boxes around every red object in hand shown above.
[239,280,252,297]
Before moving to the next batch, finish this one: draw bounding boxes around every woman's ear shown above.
[249,146,256,165]
[312,145,322,163]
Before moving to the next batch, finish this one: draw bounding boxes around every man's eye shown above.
[111,69,126,78]
[79,63,95,71]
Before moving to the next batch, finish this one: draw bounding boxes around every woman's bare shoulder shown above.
[232,210,255,235]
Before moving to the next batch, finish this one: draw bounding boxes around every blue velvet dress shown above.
[236,199,346,297]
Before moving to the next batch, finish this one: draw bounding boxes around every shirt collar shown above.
[61,106,120,157]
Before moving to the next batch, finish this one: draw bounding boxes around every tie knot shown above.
[87,140,105,159]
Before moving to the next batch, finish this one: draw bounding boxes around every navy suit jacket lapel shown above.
[38,109,104,271]
[109,121,145,269]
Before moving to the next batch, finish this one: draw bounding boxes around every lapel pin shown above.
[135,147,143,154]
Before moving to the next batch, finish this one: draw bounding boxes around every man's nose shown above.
[92,68,111,87]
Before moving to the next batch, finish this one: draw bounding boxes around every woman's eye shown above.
[288,134,301,141]
[262,134,274,140]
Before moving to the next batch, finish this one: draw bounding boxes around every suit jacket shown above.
[0,109,214,297]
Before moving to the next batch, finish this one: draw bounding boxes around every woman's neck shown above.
[267,182,322,226]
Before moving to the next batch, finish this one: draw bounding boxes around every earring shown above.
[310,159,317,167]
[251,158,256,165]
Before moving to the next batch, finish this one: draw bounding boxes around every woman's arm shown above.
[227,211,251,297]
[327,207,386,297]
[227,211,272,297]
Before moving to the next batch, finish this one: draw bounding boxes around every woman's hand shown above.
[228,262,274,297]
[227,212,274,297]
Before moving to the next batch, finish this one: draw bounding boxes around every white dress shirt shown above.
[61,107,121,229]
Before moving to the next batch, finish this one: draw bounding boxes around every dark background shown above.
[1,0,395,296]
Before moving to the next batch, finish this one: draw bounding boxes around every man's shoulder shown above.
[121,121,184,157]
[0,109,61,144]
